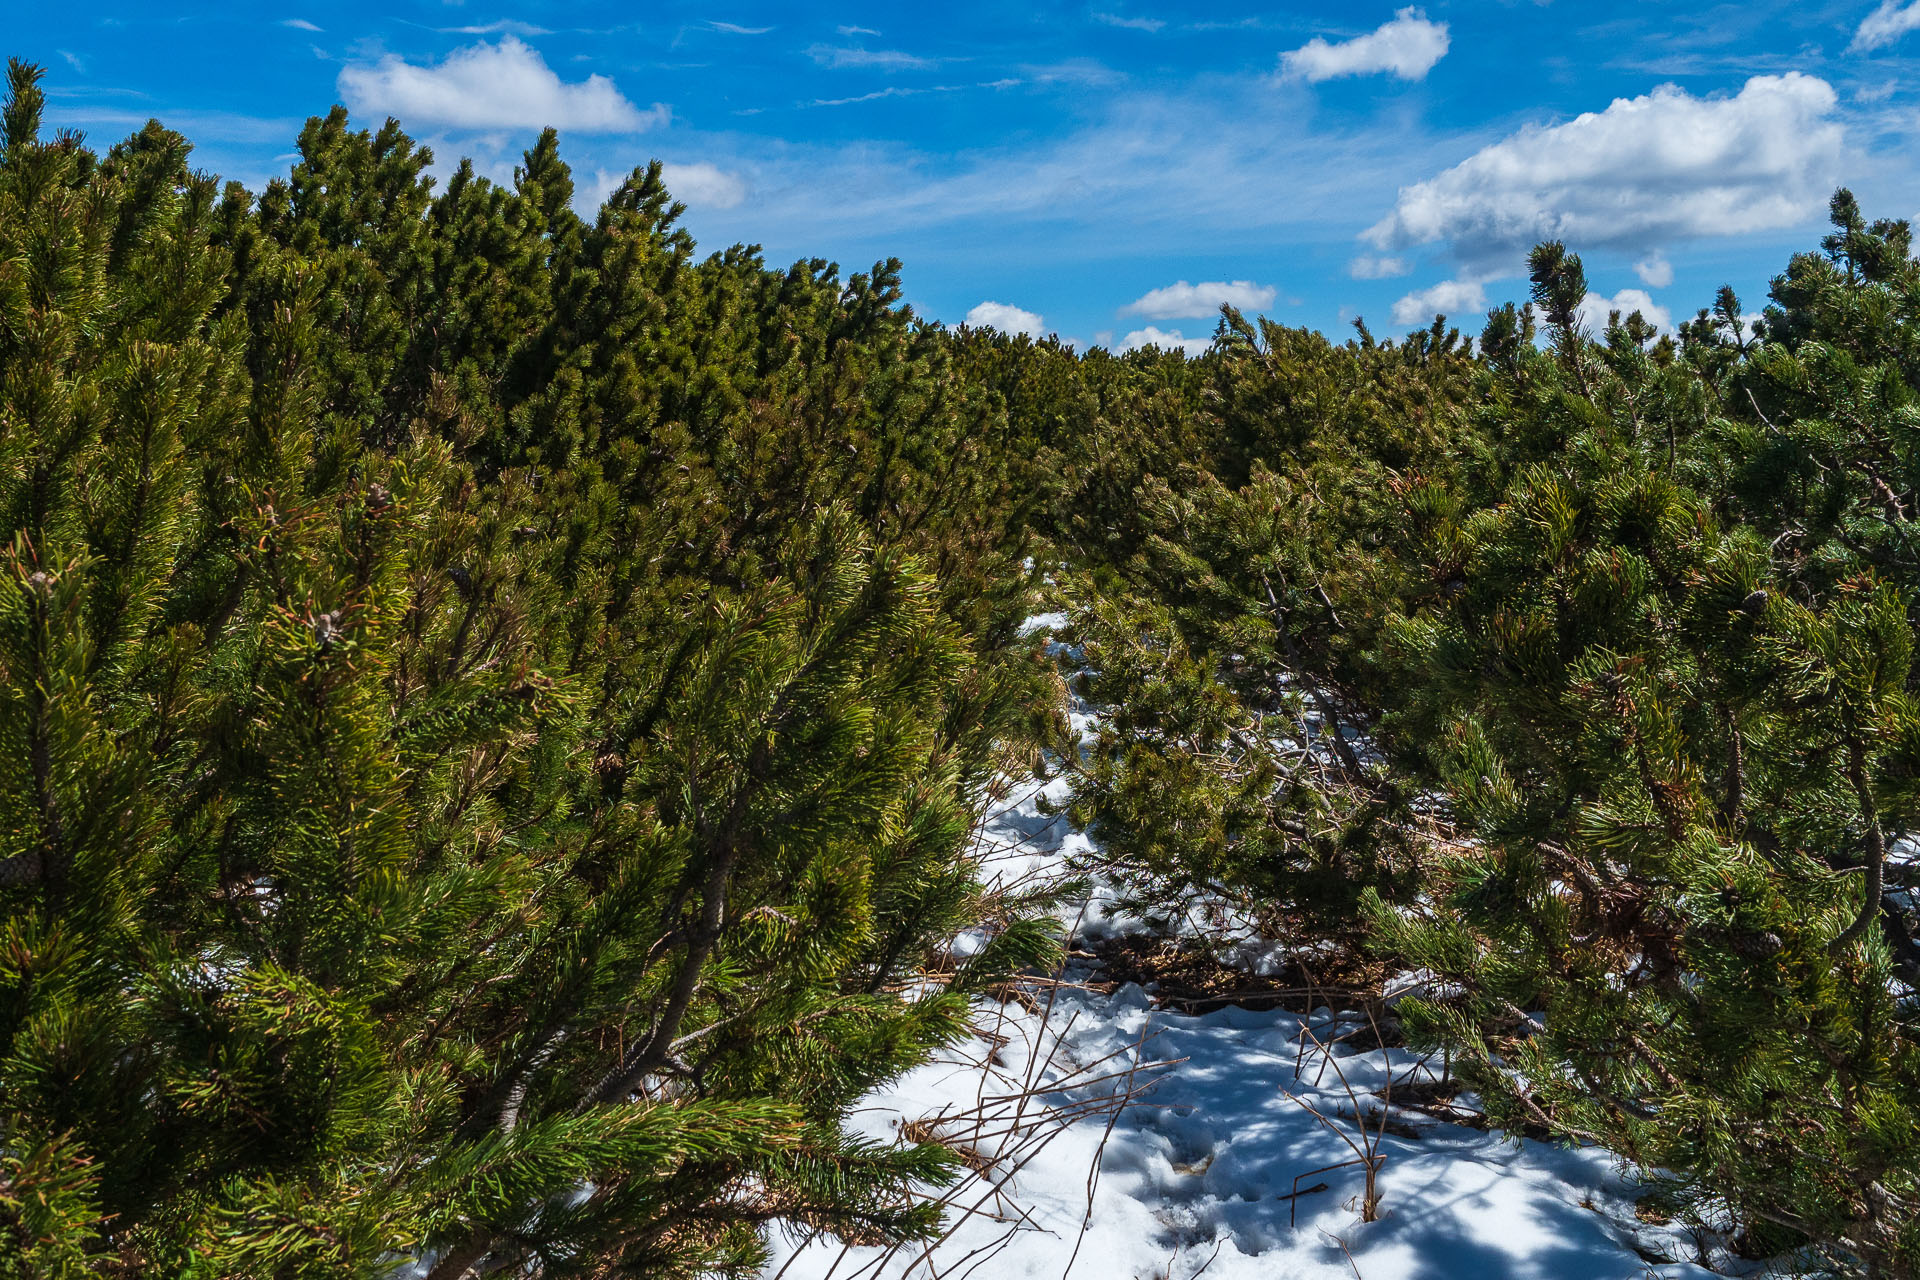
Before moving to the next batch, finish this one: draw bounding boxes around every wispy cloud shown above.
[280,18,322,33]
[662,161,747,208]
[676,82,1428,262]
[58,50,86,72]
[806,44,934,71]
[1280,8,1450,83]
[44,104,300,145]
[1017,59,1123,87]
[808,85,955,109]
[1095,13,1166,33]
[1366,73,1843,268]
[440,20,553,37]
[1122,279,1274,319]
[706,21,774,36]
[838,25,881,37]
[1853,1,1920,53]
[338,37,663,133]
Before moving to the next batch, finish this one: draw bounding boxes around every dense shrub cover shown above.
[1067,218,1920,1271]
[0,60,1068,1277]
[4,52,1920,1277]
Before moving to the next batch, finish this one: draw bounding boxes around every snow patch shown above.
[763,616,1728,1280]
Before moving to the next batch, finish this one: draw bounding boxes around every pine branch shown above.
[1830,726,1888,955]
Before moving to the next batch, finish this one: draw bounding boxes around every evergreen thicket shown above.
[4,53,1920,1277]
[1067,212,1920,1271]
[0,59,1064,1277]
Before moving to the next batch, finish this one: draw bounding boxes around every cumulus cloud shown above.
[807,45,934,71]
[338,37,661,133]
[1280,8,1450,83]
[1853,1,1920,52]
[662,162,747,209]
[1634,253,1674,288]
[1122,279,1275,319]
[1350,254,1410,279]
[1390,278,1487,326]
[1117,326,1213,356]
[966,301,1046,337]
[1365,73,1842,268]
[1575,288,1673,334]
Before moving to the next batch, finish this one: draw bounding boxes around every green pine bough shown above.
[0,58,1068,1278]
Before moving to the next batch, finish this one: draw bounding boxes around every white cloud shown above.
[838,25,882,37]
[582,162,745,213]
[1575,288,1673,335]
[1390,278,1487,326]
[1096,13,1167,32]
[582,169,626,212]
[808,86,942,108]
[1350,254,1410,279]
[657,79,1464,266]
[1016,59,1124,88]
[1365,73,1842,267]
[966,301,1046,337]
[1122,279,1275,319]
[1853,1,1920,53]
[442,20,552,37]
[807,45,934,71]
[338,37,662,133]
[281,18,322,32]
[1633,252,1674,288]
[1280,8,1450,83]
[662,162,747,209]
[707,21,775,35]
[50,105,300,146]
[1117,325,1213,356]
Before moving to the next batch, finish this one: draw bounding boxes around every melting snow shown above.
[764,623,1727,1280]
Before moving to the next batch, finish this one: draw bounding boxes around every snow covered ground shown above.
[763,628,1732,1280]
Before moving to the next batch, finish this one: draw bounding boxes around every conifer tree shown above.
[0,60,1065,1277]
[1051,206,1920,1270]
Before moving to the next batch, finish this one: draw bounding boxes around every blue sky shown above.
[18,2,1920,351]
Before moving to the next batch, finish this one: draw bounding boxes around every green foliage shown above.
[1057,193,1920,1271]
[0,58,1067,1278]
[9,45,1920,1280]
